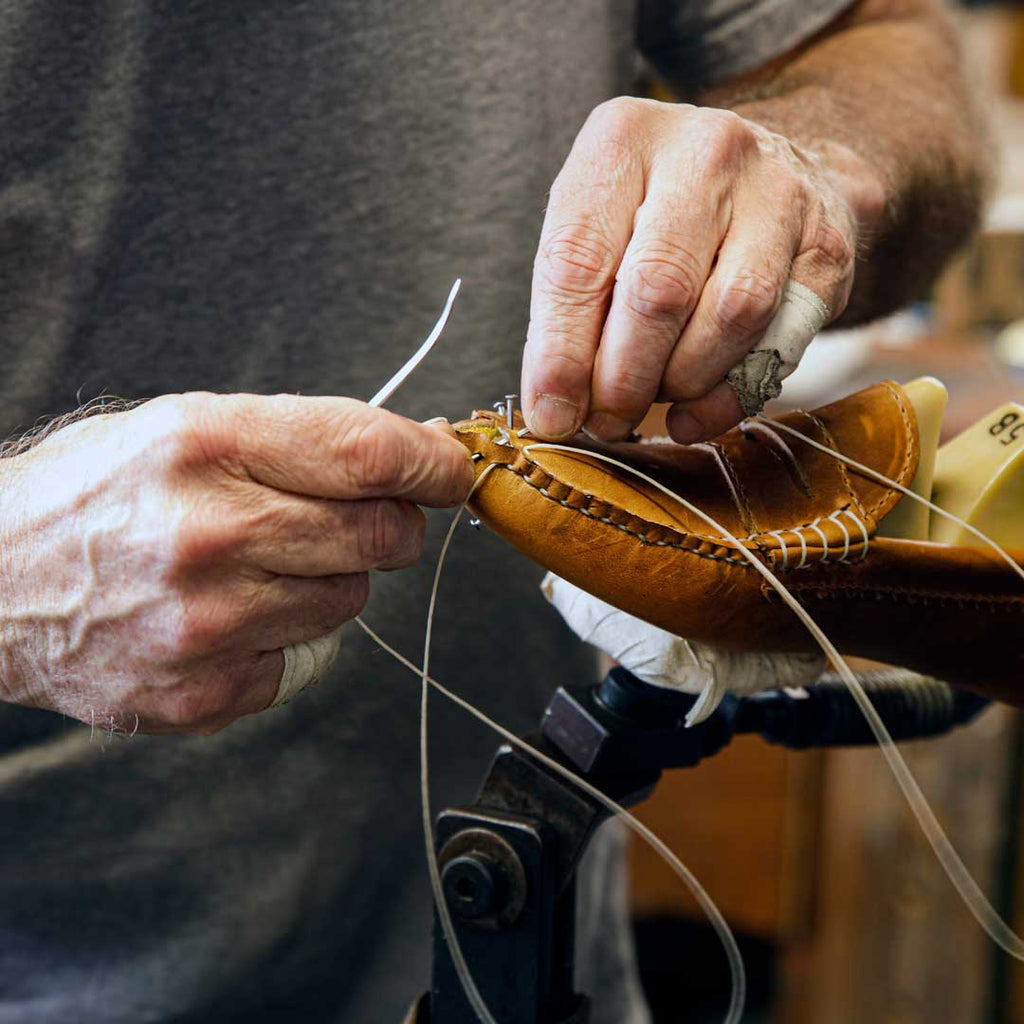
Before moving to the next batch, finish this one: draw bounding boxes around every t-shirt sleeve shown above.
[637,0,856,89]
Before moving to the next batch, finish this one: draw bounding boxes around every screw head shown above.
[441,854,499,920]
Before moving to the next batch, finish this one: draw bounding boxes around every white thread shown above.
[843,508,870,561]
[807,518,830,564]
[368,279,461,408]
[365,275,1024,1003]
[767,512,866,571]
[829,510,852,562]
[768,530,790,569]
[366,279,505,1023]
[794,527,808,569]
[523,441,1024,962]
[359,283,740,1019]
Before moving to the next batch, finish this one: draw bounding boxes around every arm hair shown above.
[696,0,992,323]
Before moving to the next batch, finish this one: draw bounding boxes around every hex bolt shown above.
[441,853,500,920]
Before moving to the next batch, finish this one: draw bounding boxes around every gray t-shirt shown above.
[0,2,849,1021]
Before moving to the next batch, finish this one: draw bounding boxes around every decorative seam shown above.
[500,459,871,573]
[803,410,871,523]
[809,381,915,523]
[764,508,870,570]
[871,380,918,520]
[529,478,752,568]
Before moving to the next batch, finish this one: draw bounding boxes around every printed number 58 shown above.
[989,411,1024,446]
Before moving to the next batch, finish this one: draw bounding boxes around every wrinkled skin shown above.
[0,394,472,733]
[522,98,882,445]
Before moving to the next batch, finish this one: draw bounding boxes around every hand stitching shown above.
[499,456,870,573]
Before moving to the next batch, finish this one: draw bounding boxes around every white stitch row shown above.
[767,509,870,570]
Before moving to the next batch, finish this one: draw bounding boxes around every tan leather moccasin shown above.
[453,382,1024,704]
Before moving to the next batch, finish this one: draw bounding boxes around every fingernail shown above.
[669,409,702,444]
[583,411,632,442]
[530,394,579,439]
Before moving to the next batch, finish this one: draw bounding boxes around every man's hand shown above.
[0,394,473,734]
[524,0,989,446]
[522,97,877,445]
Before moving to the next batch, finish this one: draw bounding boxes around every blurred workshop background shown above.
[628,4,1024,1022]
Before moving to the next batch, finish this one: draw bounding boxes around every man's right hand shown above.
[0,394,473,734]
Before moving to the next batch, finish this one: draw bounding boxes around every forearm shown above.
[698,0,990,323]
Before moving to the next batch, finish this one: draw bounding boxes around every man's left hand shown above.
[521,97,873,444]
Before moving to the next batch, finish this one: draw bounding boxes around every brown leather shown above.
[454,382,1024,704]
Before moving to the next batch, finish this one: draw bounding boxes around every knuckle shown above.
[535,222,618,300]
[149,398,198,464]
[777,170,808,207]
[597,366,660,417]
[342,412,406,494]
[693,109,756,175]
[803,213,856,274]
[619,247,703,322]
[174,594,237,658]
[585,96,646,146]
[714,269,782,336]
[149,393,227,471]
[167,511,238,576]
